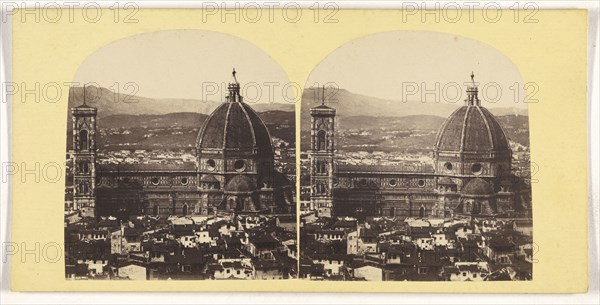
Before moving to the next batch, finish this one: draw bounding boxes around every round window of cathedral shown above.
[389,179,397,187]
[206,159,216,171]
[151,177,159,185]
[234,160,246,172]
[471,163,483,175]
[444,162,453,172]
[181,177,189,185]
[418,179,425,187]
[360,179,367,187]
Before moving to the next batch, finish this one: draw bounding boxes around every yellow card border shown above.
[7,8,589,293]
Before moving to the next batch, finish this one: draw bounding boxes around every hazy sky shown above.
[74,30,291,103]
[306,31,528,110]
[75,30,528,109]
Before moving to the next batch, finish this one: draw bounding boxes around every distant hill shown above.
[67,110,295,151]
[98,112,209,129]
[67,86,294,119]
[488,107,529,116]
[301,87,458,129]
[495,114,531,148]
[299,87,529,152]
[301,87,528,130]
[256,110,295,145]
[252,103,295,113]
[300,112,529,152]
[65,86,295,150]
[339,115,446,131]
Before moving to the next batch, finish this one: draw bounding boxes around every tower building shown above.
[71,86,97,217]
[309,87,336,217]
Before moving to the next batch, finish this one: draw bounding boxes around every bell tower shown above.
[309,87,336,217]
[71,86,97,218]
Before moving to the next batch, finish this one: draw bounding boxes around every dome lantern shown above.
[465,72,480,106]
[227,68,242,103]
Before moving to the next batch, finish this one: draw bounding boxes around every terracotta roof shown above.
[315,229,345,235]
[123,227,144,237]
[206,263,224,271]
[249,234,279,246]
[458,264,487,273]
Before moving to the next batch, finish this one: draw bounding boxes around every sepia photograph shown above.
[299,31,533,281]
[63,30,297,280]
[3,3,595,299]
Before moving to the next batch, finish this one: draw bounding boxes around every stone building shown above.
[69,71,294,219]
[308,74,531,220]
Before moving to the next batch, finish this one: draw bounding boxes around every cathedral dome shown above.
[463,178,494,196]
[434,74,510,155]
[225,175,256,193]
[434,105,510,153]
[197,102,272,152]
[196,71,273,155]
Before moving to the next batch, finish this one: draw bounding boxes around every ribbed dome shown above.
[196,100,273,153]
[463,178,494,196]
[434,105,509,153]
[225,175,256,193]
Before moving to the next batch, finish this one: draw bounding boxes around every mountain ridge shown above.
[67,86,295,119]
[300,87,528,130]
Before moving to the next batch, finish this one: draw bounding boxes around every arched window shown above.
[79,161,89,174]
[182,204,189,216]
[419,206,425,218]
[317,130,327,151]
[316,183,327,195]
[473,202,482,214]
[79,183,88,194]
[316,161,328,174]
[78,130,89,151]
